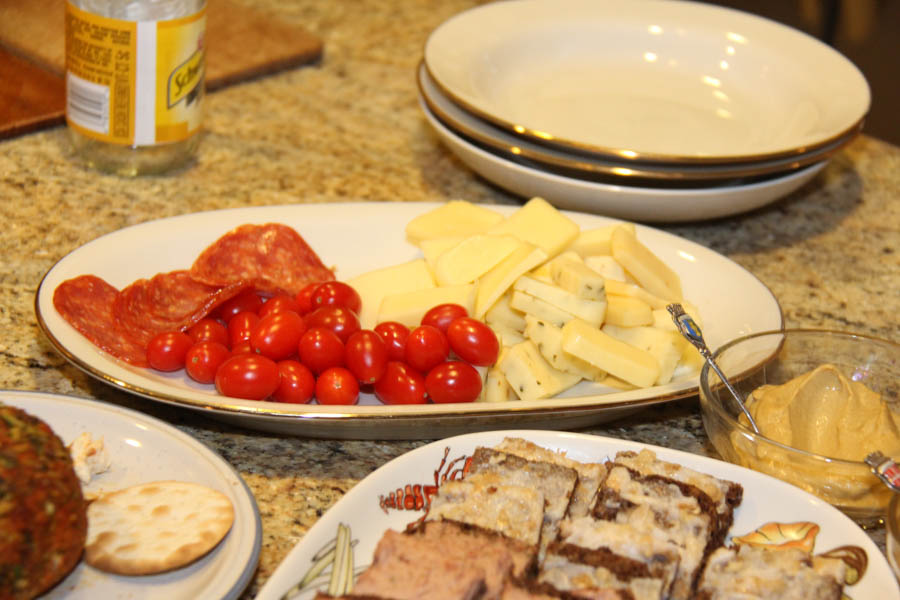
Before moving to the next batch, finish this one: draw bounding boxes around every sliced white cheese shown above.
[605,279,668,310]
[500,340,581,402]
[488,197,579,259]
[474,243,548,318]
[513,276,606,326]
[405,200,504,243]
[377,283,475,328]
[583,255,628,283]
[602,324,681,385]
[524,315,604,381]
[434,234,523,286]
[561,319,660,388]
[566,222,636,257]
[419,235,464,274]
[611,228,683,301]
[347,259,435,329]
[480,347,518,403]
[606,295,653,327]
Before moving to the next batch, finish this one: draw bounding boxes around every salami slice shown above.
[52,275,149,367]
[189,223,334,296]
[112,270,247,347]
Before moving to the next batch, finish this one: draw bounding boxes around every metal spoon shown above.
[666,303,761,433]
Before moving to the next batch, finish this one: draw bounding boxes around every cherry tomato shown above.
[295,283,320,315]
[426,361,483,404]
[298,327,345,374]
[344,330,388,384]
[374,361,427,405]
[446,317,500,366]
[374,321,410,362]
[231,341,254,355]
[146,331,193,372]
[187,318,229,346]
[315,367,360,405]
[404,325,450,373]
[258,294,302,319]
[310,281,362,314]
[216,289,264,322]
[305,306,360,343]
[214,354,280,400]
[228,311,260,347]
[421,303,468,334]
[184,341,231,384]
[250,310,306,360]
[273,360,315,404]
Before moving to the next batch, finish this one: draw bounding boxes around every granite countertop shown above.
[1,0,898,597]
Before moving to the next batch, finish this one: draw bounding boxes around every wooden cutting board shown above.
[0,0,323,139]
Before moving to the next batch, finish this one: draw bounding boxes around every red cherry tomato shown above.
[273,360,315,404]
[310,281,362,314]
[184,341,231,384]
[374,361,427,405]
[295,283,320,315]
[426,361,483,404]
[258,294,302,319]
[404,325,450,373]
[187,318,229,347]
[250,310,306,361]
[228,311,260,347]
[305,306,361,343]
[216,289,264,322]
[146,331,193,372]
[298,327,345,374]
[344,330,388,384]
[421,303,468,334]
[231,341,254,355]
[315,367,360,405]
[374,321,410,362]
[214,354,280,400]
[446,317,500,366]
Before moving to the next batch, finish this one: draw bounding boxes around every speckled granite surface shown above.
[1,0,898,596]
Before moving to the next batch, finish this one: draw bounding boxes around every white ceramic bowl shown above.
[425,0,870,163]
[419,95,827,222]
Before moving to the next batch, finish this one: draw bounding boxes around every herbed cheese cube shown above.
[561,319,660,388]
[488,197,580,258]
[474,243,548,318]
[583,255,628,283]
[500,340,581,401]
[611,228,683,301]
[480,348,518,403]
[513,276,606,325]
[605,279,667,310]
[524,316,604,381]
[510,290,577,328]
[484,292,527,332]
[405,200,504,243]
[550,256,606,301]
[491,323,526,347]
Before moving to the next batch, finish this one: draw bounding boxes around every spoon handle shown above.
[865,451,900,493]
[666,303,762,433]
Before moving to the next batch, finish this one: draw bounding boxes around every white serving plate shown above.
[418,63,859,183]
[424,0,870,163]
[0,390,261,600]
[421,99,827,222]
[35,203,782,439]
[255,430,899,600]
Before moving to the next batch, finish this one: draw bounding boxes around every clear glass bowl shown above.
[699,329,900,520]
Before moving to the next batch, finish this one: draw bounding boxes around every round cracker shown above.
[84,480,235,575]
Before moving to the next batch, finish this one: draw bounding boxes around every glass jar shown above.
[65,0,206,175]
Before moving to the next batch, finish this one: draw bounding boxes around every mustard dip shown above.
[734,364,900,509]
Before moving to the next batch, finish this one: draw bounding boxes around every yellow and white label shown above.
[65,1,206,146]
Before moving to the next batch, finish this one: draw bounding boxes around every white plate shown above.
[35,203,782,439]
[255,430,899,600]
[418,63,859,183]
[0,390,261,600]
[422,99,828,222]
[424,0,870,162]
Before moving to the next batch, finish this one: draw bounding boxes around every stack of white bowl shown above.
[419,0,870,222]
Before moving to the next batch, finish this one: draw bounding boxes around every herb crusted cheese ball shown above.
[0,404,87,599]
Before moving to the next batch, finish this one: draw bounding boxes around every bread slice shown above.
[697,545,845,599]
[468,447,578,557]
[592,465,718,600]
[493,437,606,518]
[612,450,742,541]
